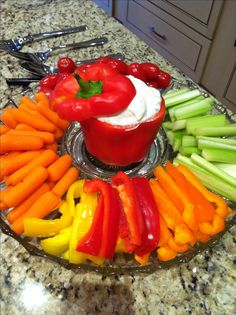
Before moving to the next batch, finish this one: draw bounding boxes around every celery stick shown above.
[164,87,190,99]
[197,136,236,146]
[171,120,187,130]
[198,139,236,151]
[165,89,201,108]
[168,96,204,121]
[191,153,236,188]
[173,137,182,152]
[174,154,236,202]
[179,146,201,156]
[182,135,197,147]
[186,114,226,135]
[162,121,173,130]
[195,124,236,136]
[166,130,184,146]
[174,98,213,120]
[213,163,236,179]
[201,148,236,163]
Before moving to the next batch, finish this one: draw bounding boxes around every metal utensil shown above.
[20,52,125,77]
[7,37,108,64]
[0,25,88,52]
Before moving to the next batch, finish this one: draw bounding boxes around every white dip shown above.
[98,75,161,126]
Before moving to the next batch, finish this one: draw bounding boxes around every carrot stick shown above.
[45,142,58,152]
[0,134,44,154]
[0,125,10,135]
[47,154,72,182]
[6,183,50,223]
[12,108,56,132]
[7,129,55,144]
[2,166,48,208]
[19,96,37,109]
[52,167,79,197]
[6,149,57,186]
[34,92,50,107]
[15,124,36,131]
[0,150,42,179]
[0,109,18,128]
[18,103,36,114]
[36,101,69,130]
[0,201,7,210]
[54,127,64,140]
[11,191,61,234]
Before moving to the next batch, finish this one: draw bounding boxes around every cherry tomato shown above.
[97,57,128,74]
[146,80,160,89]
[57,57,76,73]
[141,62,160,80]
[156,70,171,89]
[40,74,59,90]
[75,63,117,82]
[127,63,147,82]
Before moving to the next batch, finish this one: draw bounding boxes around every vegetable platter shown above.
[0,77,235,276]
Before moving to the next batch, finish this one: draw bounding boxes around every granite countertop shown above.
[0,1,236,314]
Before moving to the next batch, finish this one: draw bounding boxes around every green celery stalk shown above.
[179,146,201,156]
[197,139,236,151]
[201,148,236,163]
[168,96,204,121]
[164,87,190,99]
[174,97,213,120]
[191,153,236,188]
[196,136,236,146]
[182,135,197,147]
[166,130,184,146]
[165,89,201,108]
[195,124,236,136]
[186,114,226,135]
[171,119,187,131]
[162,121,173,130]
[213,163,236,179]
[173,137,182,152]
[174,154,236,202]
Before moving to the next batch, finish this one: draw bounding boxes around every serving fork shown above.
[7,37,108,64]
[0,25,88,52]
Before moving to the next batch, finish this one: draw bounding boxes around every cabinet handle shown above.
[148,26,166,40]
[234,39,236,47]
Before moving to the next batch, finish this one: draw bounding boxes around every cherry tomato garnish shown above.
[57,57,76,73]
[156,70,171,89]
[127,63,147,82]
[40,74,59,90]
[141,62,160,80]
[97,57,127,74]
[146,80,160,89]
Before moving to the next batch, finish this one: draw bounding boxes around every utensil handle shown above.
[53,37,108,51]
[6,78,40,85]
[23,25,88,43]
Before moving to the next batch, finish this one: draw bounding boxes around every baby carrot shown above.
[0,125,10,135]
[0,134,44,154]
[0,150,42,179]
[7,129,55,144]
[11,191,61,234]
[6,149,57,186]
[6,183,50,223]
[34,92,50,107]
[0,108,18,128]
[12,108,56,132]
[54,127,64,140]
[52,167,79,197]
[2,166,48,208]
[19,96,37,109]
[36,102,69,130]
[45,142,58,152]
[47,154,73,182]
[15,124,36,131]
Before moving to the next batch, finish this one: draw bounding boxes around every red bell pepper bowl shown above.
[80,98,166,166]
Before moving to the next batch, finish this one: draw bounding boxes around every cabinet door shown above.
[93,0,113,15]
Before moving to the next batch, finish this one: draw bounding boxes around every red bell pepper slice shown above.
[76,179,121,259]
[132,177,160,256]
[51,63,136,122]
[111,171,144,253]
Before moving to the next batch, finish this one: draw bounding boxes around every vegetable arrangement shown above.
[163,87,236,202]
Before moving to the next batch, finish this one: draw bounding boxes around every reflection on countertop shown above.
[1,0,236,314]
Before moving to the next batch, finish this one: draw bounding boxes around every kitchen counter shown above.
[0,1,236,314]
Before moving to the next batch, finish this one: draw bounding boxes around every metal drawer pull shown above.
[148,26,166,40]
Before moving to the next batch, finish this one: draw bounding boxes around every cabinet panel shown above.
[93,0,113,15]
[225,66,236,106]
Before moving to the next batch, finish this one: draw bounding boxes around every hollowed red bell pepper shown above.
[51,63,136,122]
[76,179,121,259]
[132,177,160,256]
[111,171,144,253]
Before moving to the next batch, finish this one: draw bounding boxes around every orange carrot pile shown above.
[0,92,79,234]
[149,161,231,262]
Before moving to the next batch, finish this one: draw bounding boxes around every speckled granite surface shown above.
[0,1,236,314]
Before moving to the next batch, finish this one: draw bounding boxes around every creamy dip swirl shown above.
[98,75,161,126]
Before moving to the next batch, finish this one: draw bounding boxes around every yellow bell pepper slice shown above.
[40,226,72,256]
[66,179,85,216]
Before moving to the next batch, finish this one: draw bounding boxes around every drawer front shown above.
[125,0,210,81]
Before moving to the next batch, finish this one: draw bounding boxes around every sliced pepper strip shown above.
[66,179,85,216]
[157,246,177,262]
[112,171,144,253]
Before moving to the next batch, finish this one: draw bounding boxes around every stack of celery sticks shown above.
[163,86,236,202]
